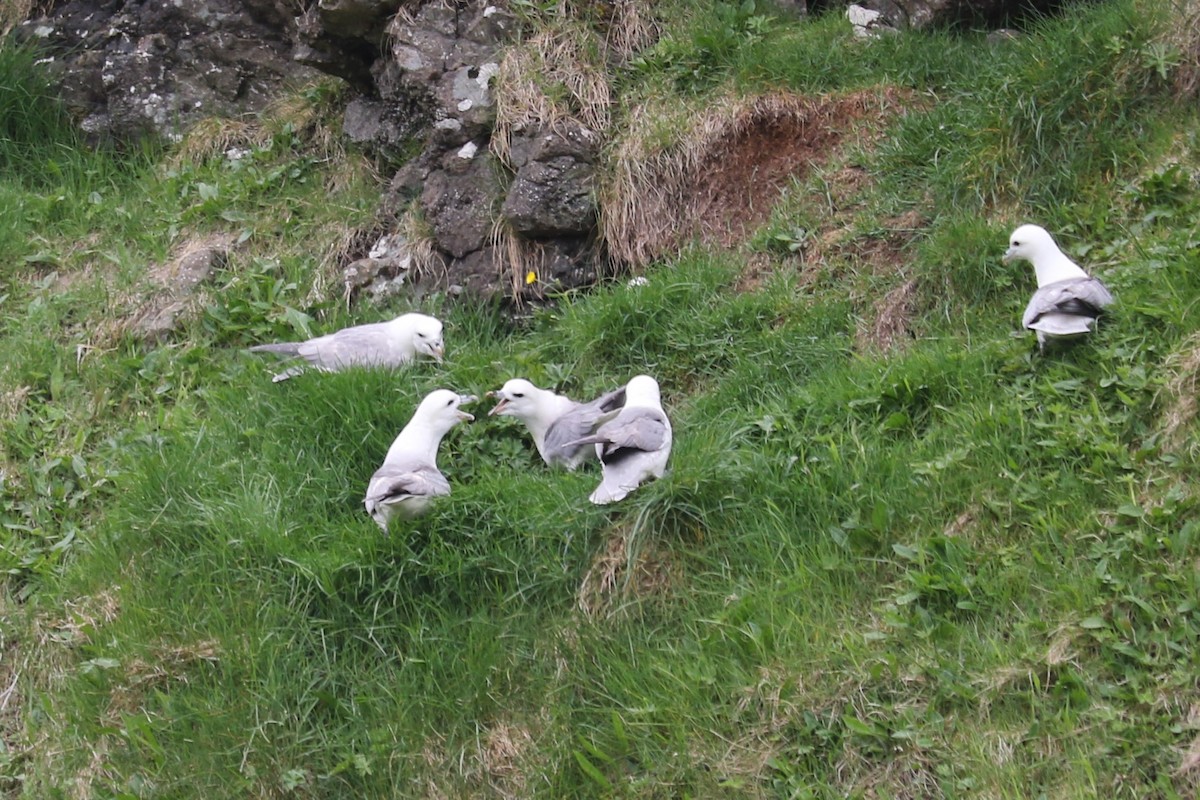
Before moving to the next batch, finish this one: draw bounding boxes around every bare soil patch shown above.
[684,88,910,249]
[604,87,912,268]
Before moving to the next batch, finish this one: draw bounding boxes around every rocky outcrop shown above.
[18,0,1066,302]
[18,0,315,141]
[364,1,603,300]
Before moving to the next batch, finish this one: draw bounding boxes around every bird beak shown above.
[431,343,445,363]
[457,394,477,422]
[488,394,510,416]
[1001,248,1015,264]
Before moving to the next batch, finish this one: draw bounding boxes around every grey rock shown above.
[500,122,601,238]
[19,0,316,142]
[502,157,596,238]
[859,0,1017,29]
[131,242,228,343]
[342,96,429,154]
[420,151,501,259]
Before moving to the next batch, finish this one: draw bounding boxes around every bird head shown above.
[624,375,662,408]
[487,379,543,420]
[1003,224,1088,287]
[405,314,445,363]
[416,389,477,431]
[1002,224,1057,266]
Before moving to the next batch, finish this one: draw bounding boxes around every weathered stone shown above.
[342,96,429,154]
[316,0,400,39]
[19,0,316,142]
[859,0,1022,29]
[420,151,501,259]
[502,157,596,238]
[130,241,228,342]
[500,122,601,238]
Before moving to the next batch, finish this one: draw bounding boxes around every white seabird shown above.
[564,374,672,505]
[487,379,626,470]
[249,312,445,382]
[1003,224,1113,350]
[363,389,475,530]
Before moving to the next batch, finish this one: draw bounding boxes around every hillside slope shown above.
[3,2,1200,797]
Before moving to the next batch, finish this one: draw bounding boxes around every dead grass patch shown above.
[168,79,345,168]
[101,233,236,345]
[603,0,661,61]
[477,719,537,799]
[577,525,679,618]
[602,87,910,268]
[39,589,121,649]
[1175,703,1200,793]
[0,384,31,424]
[493,20,612,166]
[1,597,28,792]
[708,665,808,785]
[1157,331,1200,454]
[856,277,919,354]
[1,0,45,36]
[101,640,220,725]
[978,621,1083,717]
[1167,0,1200,100]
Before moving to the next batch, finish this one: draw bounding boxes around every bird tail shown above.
[249,342,303,357]
[562,434,608,450]
[589,478,631,505]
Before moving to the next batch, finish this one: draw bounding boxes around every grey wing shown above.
[299,323,395,369]
[1023,278,1112,328]
[543,388,627,461]
[364,462,449,508]
[597,409,670,455]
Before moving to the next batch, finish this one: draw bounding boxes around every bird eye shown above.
[417,332,426,338]
[1012,240,1021,246]
[445,398,454,406]
[513,392,525,398]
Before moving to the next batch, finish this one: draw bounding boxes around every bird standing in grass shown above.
[1003,224,1113,351]
[249,312,445,381]
[363,390,475,530]
[564,374,672,505]
[487,379,626,470]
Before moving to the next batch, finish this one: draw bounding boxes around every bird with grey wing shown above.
[364,390,476,530]
[487,379,627,470]
[563,375,672,504]
[1003,224,1113,350]
[249,312,446,381]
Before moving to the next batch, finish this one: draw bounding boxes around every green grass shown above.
[5,2,1200,797]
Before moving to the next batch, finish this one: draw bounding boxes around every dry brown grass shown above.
[492,20,612,167]
[477,719,537,799]
[396,201,446,285]
[0,597,28,794]
[1,0,43,36]
[577,525,679,618]
[1176,704,1200,792]
[600,88,909,268]
[604,0,661,61]
[168,117,267,169]
[856,277,920,354]
[1156,330,1200,454]
[99,232,236,345]
[168,80,345,168]
[101,640,220,726]
[490,216,529,301]
[1167,0,1200,100]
